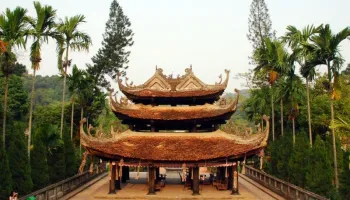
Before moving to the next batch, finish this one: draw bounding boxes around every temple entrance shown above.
[107,163,240,196]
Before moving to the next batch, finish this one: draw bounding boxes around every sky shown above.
[2,0,350,92]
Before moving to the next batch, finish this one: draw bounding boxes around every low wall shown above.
[19,170,106,200]
[245,166,328,200]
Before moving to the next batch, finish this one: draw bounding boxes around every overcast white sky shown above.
[2,0,350,91]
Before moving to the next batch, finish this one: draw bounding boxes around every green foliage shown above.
[7,122,33,195]
[90,0,134,88]
[340,151,350,199]
[288,134,310,187]
[268,134,293,179]
[30,133,49,190]
[47,140,66,183]
[306,136,333,197]
[0,138,12,200]
[63,129,77,177]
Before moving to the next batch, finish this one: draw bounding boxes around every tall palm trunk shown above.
[70,96,75,140]
[2,76,9,147]
[28,69,37,158]
[330,96,339,188]
[60,47,69,138]
[280,99,284,136]
[292,118,296,144]
[261,117,264,130]
[80,106,84,158]
[271,93,275,141]
[306,78,312,146]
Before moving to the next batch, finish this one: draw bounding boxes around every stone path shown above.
[65,172,284,200]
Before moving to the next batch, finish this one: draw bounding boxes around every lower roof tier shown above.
[110,89,239,121]
[80,116,270,162]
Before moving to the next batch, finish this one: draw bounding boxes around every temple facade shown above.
[80,66,269,195]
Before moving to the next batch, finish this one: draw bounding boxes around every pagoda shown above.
[80,66,270,195]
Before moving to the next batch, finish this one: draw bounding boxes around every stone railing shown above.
[245,166,328,200]
[19,170,106,200]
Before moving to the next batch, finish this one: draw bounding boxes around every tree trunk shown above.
[280,99,284,137]
[2,76,9,147]
[261,117,264,130]
[80,107,84,158]
[70,97,74,140]
[330,97,339,189]
[28,69,37,159]
[271,93,275,141]
[306,78,312,147]
[60,47,69,138]
[292,118,296,145]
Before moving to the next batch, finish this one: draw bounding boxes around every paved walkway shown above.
[66,172,284,200]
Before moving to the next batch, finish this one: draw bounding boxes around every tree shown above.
[282,25,322,146]
[253,38,290,140]
[63,127,77,177]
[37,124,66,183]
[306,135,333,197]
[57,15,91,138]
[90,0,134,88]
[288,133,310,187]
[7,122,33,195]
[0,7,28,146]
[67,65,85,140]
[27,1,61,158]
[247,0,275,63]
[0,137,12,200]
[30,133,49,190]
[304,24,350,189]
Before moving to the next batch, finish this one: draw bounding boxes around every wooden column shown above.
[148,165,156,195]
[109,162,116,194]
[156,167,160,180]
[115,165,121,190]
[192,165,200,195]
[227,165,233,190]
[122,166,129,183]
[232,162,239,195]
[189,167,193,189]
[128,124,134,131]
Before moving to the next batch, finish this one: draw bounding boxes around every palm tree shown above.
[26,1,61,158]
[253,38,291,140]
[304,24,350,189]
[282,25,322,146]
[57,15,91,138]
[244,86,270,128]
[67,65,85,140]
[0,7,29,147]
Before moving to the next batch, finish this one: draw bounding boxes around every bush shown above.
[0,138,12,200]
[31,133,49,190]
[7,122,33,195]
[306,135,333,197]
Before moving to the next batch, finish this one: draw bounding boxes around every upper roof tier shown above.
[117,66,230,105]
[109,89,239,123]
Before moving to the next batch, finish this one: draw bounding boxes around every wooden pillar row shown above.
[192,165,200,195]
[109,162,116,194]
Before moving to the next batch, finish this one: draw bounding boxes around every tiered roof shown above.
[109,89,239,121]
[80,115,270,163]
[117,66,230,104]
